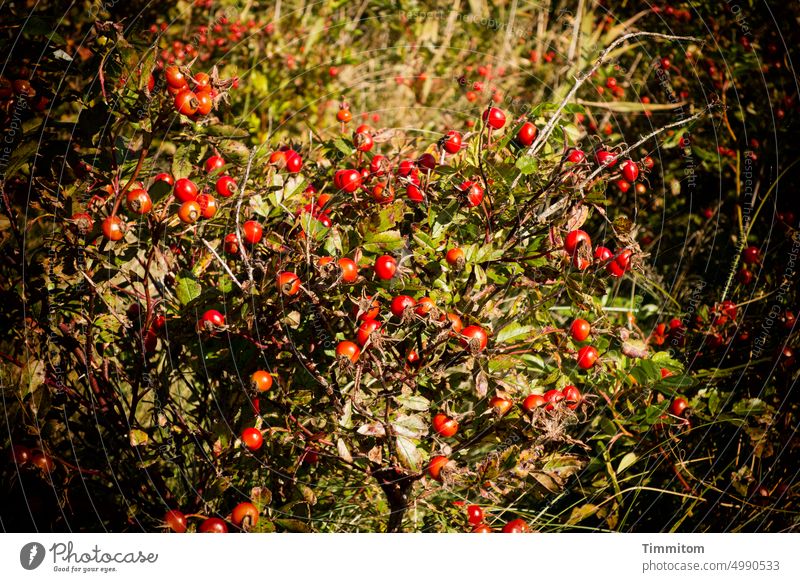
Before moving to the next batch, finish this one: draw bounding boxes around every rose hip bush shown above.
[1,1,798,532]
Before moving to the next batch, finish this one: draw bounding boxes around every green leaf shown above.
[630,359,660,384]
[515,155,538,175]
[707,389,721,416]
[363,229,404,252]
[175,271,203,305]
[218,275,234,294]
[732,398,769,417]
[3,140,38,180]
[657,374,696,391]
[395,393,430,412]
[360,200,404,234]
[652,351,683,369]
[496,322,534,344]
[563,103,585,114]
[392,414,428,438]
[332,137,355,156]
[412,231,438,254]
[616,452,637,475]
[217,140,251,163]
[147,179,172,204]
[488,354,528,372]
[395,436,422,472]
[136,50,155,87]
[20,359,46,398]
[172,144,197,180]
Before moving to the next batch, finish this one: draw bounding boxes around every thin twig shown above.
[576,104,717,190]
[235,149,258,287]
[567,0,585,63]
[533,32,702,157]
[201,238,243,289]
[510,32,702,192]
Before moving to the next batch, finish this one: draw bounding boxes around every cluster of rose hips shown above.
[593,150,653,195]
[163,500,259,534]
[178,104,647,511]
[8,444,56,475]
[455,63,507,104]
[650,4,693,21]
[82,151,236,243]
[736,244,761,285]
[163,64,219,118]
[455,502,531,533]
[149,16,271,67]
[563,227,634,277]
[425,321,592,488]
[528,50,558,65]
[593,73,627,100]
[327,104,509,208]
[0,70,49,116]
[328,106,537,209]
[335,269,491,368]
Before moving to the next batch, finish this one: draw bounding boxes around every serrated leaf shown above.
[488,354,527,372]
[332,137,355,156]
[396,435,422,472]
[515,155,538,175]
[175,271,202,305]
[361,200,405,234]
[652,351,682,368]
[496,322,534,344]
[395,393,430,412]
[363,229,404,252]
[217,140,251,163]
[171,144,197,180]
[392,414,428,438]
[412,231,438,253]
[630,359,660,384]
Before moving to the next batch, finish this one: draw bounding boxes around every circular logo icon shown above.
[20,542,46,570]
